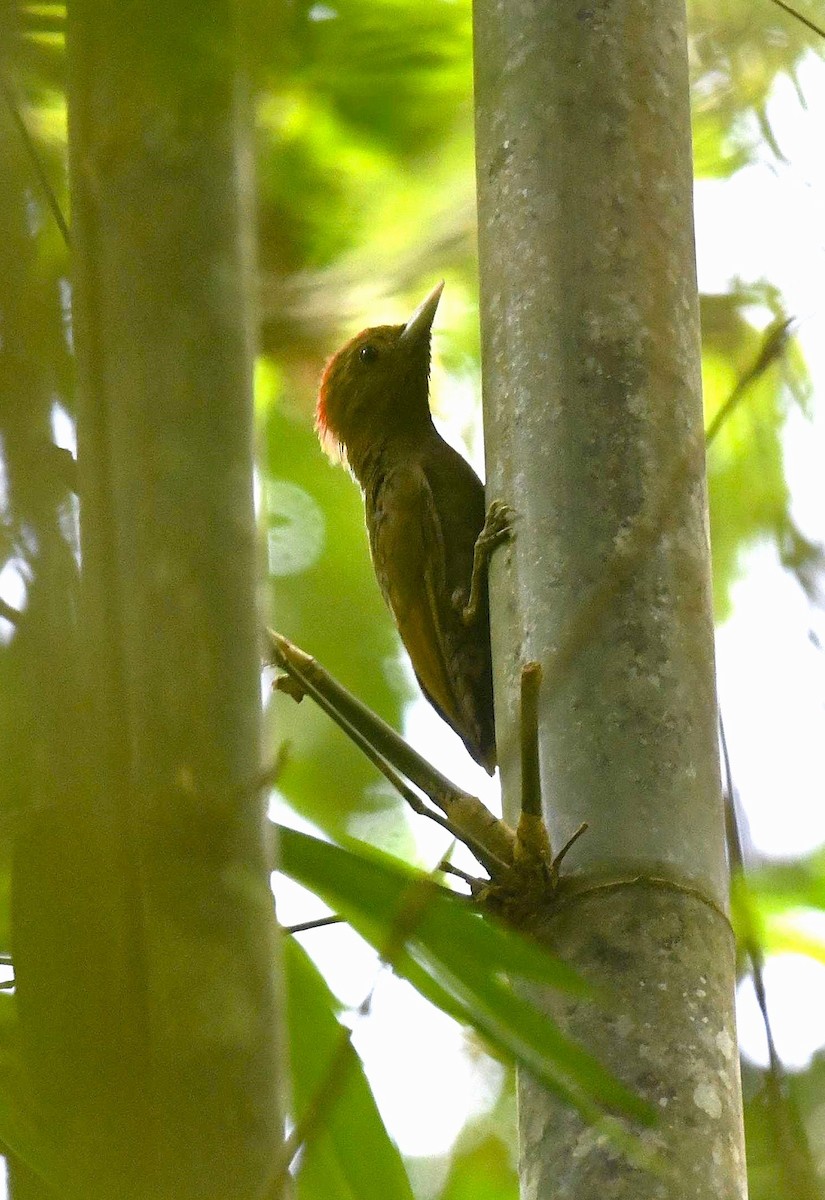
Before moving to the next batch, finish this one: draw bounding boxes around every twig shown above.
[267,630,515,874]
[705,317,794,450]
[0,73,71,247]
[270,631,475,805]
[0,599,21,626]
[273,638,493,864]
[767,0,825,41]
[720,721,777,1055]
[272,642,452,830]
[552,822,589,871]
[285,915,344,936]
[438,861,479,888]
[721,718,823,1200]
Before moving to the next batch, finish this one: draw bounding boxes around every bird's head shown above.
[316,281,444,470]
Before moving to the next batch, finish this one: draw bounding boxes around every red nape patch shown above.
[315,329,373,465]
[314,358,331,436]
[315,353,346,464]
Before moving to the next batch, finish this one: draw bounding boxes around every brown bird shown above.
[315,282,511,773]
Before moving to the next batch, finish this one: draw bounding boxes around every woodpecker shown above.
[315,282,511,773]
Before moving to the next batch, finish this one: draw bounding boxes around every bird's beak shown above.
[398,280,444,345]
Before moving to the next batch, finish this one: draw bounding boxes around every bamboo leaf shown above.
[276,824,654,1125]
[286,937,414,1200]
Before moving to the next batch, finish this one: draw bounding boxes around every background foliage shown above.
[1,0,824,1196]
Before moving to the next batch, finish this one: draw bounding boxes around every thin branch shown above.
[721,718,823,1200]
[721,723,781,1074]
[705,317,794,450]
[438,861,479,888]
[285,915,344,936]
[0,599,21,625]
[720,718,745,877]
[267,630,515,873]
[721,719,778,1064]
[269,631,473,805]
[0,73,71,247]
[552,822,589,872]
[273,641,488,859]
[767,0,825,40]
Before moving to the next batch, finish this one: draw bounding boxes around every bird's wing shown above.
[370,464,480,752]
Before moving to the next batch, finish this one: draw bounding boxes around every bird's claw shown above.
[482,499,516,546]
[456,500,516,625]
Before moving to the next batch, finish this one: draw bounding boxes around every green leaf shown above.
[276,824,654,1126]
[700,291,809,619]
[749,853,825,913]
[285,936,414,1200]
[439,1133,517,1200]
[734,853,825,968]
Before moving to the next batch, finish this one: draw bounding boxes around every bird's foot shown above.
[456,500,516,626]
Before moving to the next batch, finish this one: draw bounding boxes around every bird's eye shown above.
[359,344,379,364]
